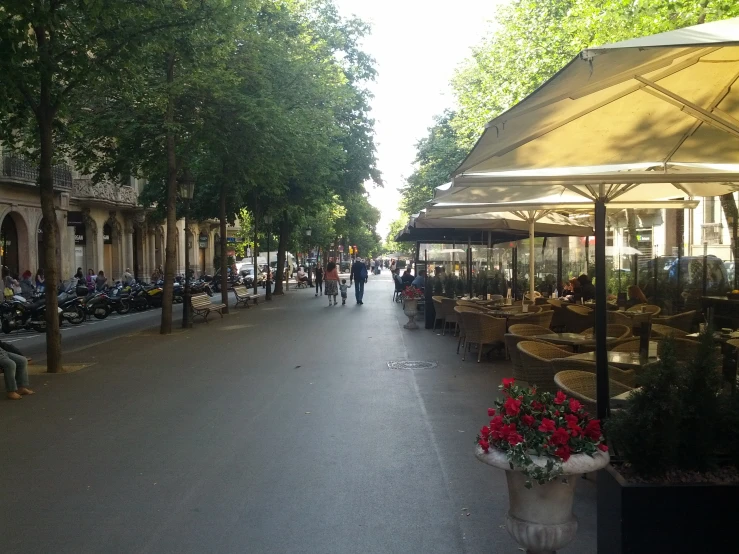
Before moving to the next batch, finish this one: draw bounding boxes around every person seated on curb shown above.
[0,340,33,400]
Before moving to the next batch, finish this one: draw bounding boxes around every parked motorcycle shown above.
[82,289,111,320]
[1,293,61,333]
[107,282,132,315]
[58,282,86,324]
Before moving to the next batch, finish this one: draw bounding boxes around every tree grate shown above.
[387,361,437,370]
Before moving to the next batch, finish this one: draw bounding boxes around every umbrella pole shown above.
[529,219,535,301]
[595,197,609,420]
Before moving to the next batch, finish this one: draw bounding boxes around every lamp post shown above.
[178,170,195,328]
[264,214,273,300]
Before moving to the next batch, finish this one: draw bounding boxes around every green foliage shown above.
[607,333,733,477]
[383,216,414,257]
[399,111,467,215]
[451,0,739,148]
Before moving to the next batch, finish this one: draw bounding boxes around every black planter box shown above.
[597,464,739,553]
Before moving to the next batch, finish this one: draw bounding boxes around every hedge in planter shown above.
[600,334,739,554]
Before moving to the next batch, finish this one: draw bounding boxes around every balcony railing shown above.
[701,222,723,245]
[1,154,73,190]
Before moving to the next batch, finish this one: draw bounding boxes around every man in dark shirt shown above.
[400,268,414,287]
[577,274,595,302]
[349,258,368,305]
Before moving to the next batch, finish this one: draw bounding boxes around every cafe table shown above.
[530,332,618,352]
[565,350,659,370]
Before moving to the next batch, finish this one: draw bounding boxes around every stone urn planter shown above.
[476,446,609,553]
[403,299,418,329]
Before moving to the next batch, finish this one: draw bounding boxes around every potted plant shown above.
[401,286,423,329]
[476,378,609,553]
[599,334,739,553]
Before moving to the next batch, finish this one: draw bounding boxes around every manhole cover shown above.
[387,361,437,370]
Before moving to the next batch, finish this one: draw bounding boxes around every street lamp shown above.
[178,170,195,328]
[264,214,273,300]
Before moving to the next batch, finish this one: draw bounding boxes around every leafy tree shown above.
[383,217,414,257]
[399,110,466,216]
[0,0,197,369]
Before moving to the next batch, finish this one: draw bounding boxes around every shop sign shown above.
[67,211,84,226]
[74,224,86,245]
[227,236,236,243]
[198,233,208,249]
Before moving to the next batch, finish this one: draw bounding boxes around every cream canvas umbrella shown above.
[446,18,739,419]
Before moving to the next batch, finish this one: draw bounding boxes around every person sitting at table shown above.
[626,284,648,308]
[412,270,426,289]
[400,268,415,287]
[563,277,580,302]
[296,267,308,284]
[577,274,595,302]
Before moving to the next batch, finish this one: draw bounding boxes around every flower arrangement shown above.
[477,378,607,486]
[401,285,424,300]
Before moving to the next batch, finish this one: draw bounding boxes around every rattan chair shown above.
[432,296,445,332]
[464,312,507,362]
[580,324,632,340]
[564,304,594,334]
[549,303,568,332]
[652,310,696,333]
[627,304,661,316]
[553,370,634,414]
[440,298,460,336]
[454,306,484,355]
[609,339,642,353]
[511,310,554,329]
[507,324,553,337]
[538,304,553,312]
[607,310,633,326]
[651,323,688,339]
[551,358,636,388]
[517,341,575,392]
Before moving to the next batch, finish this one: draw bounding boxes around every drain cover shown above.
[387,361,437,370]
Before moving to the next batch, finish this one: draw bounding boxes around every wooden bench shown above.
[233,285,260,309]
[191,293,226,322]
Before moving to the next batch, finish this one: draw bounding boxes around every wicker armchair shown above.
[509,310,553,329]
[507,324,553,337]
[580,324,632,340]
[607,310,633,326]
[564,304,594,334]
[553,370,634,414]
[440,298,460,336]
[551,358,636,388]
[463,312,507,362]
[549,303,568,332]
[651,323,688,339]
[454,306,483,355]
[610,339,642,353]
[652,310,696,333]
[432,296,445,332]
[627,304,661,316]
[517,341,575,392]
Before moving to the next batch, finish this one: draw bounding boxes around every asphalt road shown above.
[2,273,597,554]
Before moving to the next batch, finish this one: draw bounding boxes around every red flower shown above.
[554,391,567,405]
[487,408,496,417]
[550,428,570,446]
[555,445,571,461]
[507,432,524,445]
[502,378,515,389]
[538,418,556,433]
[479,439,490,452]
[501,423,522,445]
[585,420,602,440]
[568,399,582,412]
[504,397,522,416]
[531,386,537,394]
[480,426,490,438]
[531,401,545,412]
[564,414,582,437]
[598,443,609,452]
[490,415,503,429]
[521,414,536,427]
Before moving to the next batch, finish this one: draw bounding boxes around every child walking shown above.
[339,279,348,305]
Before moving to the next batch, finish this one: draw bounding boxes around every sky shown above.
[332,0,504,238]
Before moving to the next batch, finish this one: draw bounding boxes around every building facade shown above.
[1,148,220,283]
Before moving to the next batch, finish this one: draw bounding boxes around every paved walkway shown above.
[2,274,596,553]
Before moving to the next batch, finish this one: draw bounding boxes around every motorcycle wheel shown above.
[116,299,131,314]
[66,306,86,324]
[93,307,109,320]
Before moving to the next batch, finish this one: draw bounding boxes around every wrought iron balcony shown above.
[701,222,723,245]
[1,153,72,190]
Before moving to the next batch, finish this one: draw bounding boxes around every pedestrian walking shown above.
[339,279,348,305]
[314,262,324,297]
[370,258,375,274]
[350,257,368,305]
[324,260,339,306]
[1,340,33,400]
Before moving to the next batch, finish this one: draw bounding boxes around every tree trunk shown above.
[36,24,62,373]
[160,52,177,335]
[273,214,288,295]
[38,110,62,372]
[219,179,229,312]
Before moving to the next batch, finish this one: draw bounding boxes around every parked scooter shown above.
[58,281,86,324]
[82,289,111,320]
[107,282,132,315]
[0,292,62,333]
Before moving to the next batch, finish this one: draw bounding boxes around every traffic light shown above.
[348,246,353,255]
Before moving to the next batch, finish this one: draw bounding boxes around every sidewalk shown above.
[2,276,596,553]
